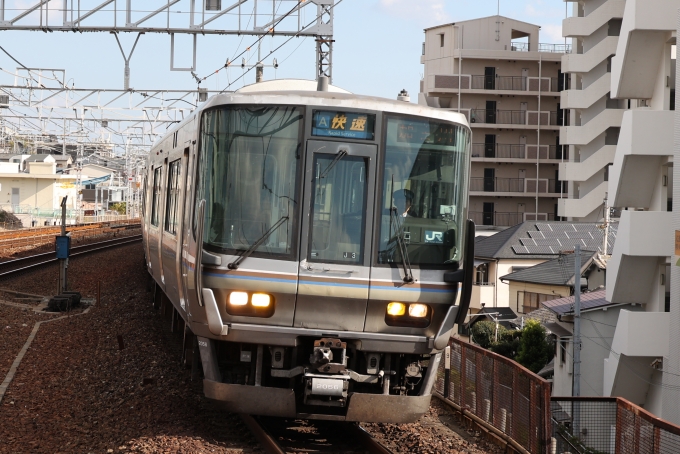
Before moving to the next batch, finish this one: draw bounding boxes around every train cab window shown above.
[164,159,181,234]
[377,116,470,266]
[151,166,162,227]
[195,105,303,258]
[309,155,367,264]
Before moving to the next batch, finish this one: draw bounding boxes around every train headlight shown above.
[251,293,271,307]
[228,291,249,306]
[408,304,428,318]
[386,302,406,316]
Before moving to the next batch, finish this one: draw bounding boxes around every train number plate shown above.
[311,378,344,397]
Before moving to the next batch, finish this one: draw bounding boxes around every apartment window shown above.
[475,264,488,284]
[518,290,560,314]
[422,42,425,55]
[164,159,182,235]
[440,34,445,47]
[559,338,568,364]
[151,166,162,227]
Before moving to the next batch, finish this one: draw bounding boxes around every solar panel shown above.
[524,245,558,254]
[532,238,563,247]
[512,245,530,254]
[519,238,537,246]
[564,232,594,240]
[527,231,546,239]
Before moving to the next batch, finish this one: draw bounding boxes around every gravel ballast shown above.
[0,242,498,454]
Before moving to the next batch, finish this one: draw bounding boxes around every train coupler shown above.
[303,372,349,407]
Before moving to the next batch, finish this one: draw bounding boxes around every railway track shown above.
[0,234,142,278]
[242,414,395,454]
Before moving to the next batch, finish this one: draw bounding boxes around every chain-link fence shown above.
[435,337,680,454]
[552,397,680,454]
[435,337,551,453]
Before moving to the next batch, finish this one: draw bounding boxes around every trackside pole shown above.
[444,345,451,399]
[56,196,70,294]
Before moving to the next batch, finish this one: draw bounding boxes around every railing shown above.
[435,339,680,454]
[510,42,572,54]
[469,211,557,227]
[469,110,560,126]
[435,337,551,453]
[0,219,141,251]
[551,397,680,453]
[433,74,562,92]
[472,144,569,160]
[470,177,525,193]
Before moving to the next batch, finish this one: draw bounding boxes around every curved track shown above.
[0,235,142,278]
[242,414,394,454]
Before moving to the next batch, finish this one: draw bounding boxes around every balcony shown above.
[469,109,561,127]
[606,210,673,304]
[558,179,607,219]
[471,143,568,161]
[471,283,495,310]
[560,108,625,145]
[562,0,626,38]
[560,72,611,110]
[609,110,673,209]
[560,145,617,182]
[470,178,567,195]
[510,42,572,54]
[429,74,561,93]
[562,35,618,74]
[610,0,676,99]
[469,211,557,227]
[603,310,669,402]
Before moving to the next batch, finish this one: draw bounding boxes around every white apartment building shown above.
[559,0,627,221]
[560,0,679,422]
[420,16,569,228]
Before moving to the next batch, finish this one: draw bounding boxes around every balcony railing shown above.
[469,109,560,126]
[510,41,572,53]
[469,211,558,227]
[470,177,525,193]
[470,178,567,194]
[471,143,569,160]
[433,74,566,92]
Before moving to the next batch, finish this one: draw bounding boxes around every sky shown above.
[0,0,569,101]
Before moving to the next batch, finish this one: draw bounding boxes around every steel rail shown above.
[244,414,395,454]
[0,235,142,278]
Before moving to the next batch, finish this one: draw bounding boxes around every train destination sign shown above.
[312,111,375,140]
[396,120,457,146]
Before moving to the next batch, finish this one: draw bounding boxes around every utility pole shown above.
[602,193,610,255]
[573,243,582,441]
[573,243,581,397]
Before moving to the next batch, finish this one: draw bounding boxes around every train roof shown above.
[157,81,469,145]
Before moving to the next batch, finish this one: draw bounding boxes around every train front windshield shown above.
[196,105,303,258]
[196,104,470,267]
[378,117,470,266]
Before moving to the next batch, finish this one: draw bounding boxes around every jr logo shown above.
[424,230,443,244]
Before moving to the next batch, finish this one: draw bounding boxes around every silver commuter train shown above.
[142,80,475,423]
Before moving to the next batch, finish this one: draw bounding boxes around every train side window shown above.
[141,173,147,217]
[164,159,181,234]
[151,166,162,227]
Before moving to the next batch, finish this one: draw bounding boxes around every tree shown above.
[515,319,553,373]
[109,202,126,215]
[489,328,521,360]
[470,320,497,348]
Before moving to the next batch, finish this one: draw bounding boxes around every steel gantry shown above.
[0,0,335,83]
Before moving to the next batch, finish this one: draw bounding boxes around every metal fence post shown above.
[444,345,451,399]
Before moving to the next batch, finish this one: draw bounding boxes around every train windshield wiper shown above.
[228,216,289,270]
[318,149,347,179]
[389,176,414,283]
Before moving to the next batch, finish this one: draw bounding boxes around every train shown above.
[142,78,474,423]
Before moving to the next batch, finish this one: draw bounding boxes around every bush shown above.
[109,202,126,215]
[515,319,554,373]
[470,320,498,348]
[489,329,521,359]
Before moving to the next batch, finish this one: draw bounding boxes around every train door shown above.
[160,156,182,304]
[175,147,190,312]
[181,129,202,316]
[147,164,164,287]
[294,140,377,331]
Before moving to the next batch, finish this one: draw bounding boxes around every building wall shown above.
[485,258,548,308]
[552,304,641,398]
[422,17,567,228]
[507,281,570,314]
